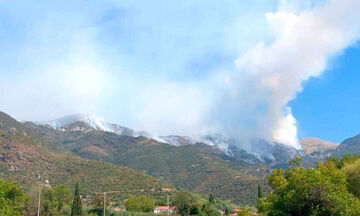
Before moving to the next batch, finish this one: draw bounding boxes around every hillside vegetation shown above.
[24,120,269,205]
[0,112,174,201]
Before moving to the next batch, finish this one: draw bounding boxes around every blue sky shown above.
[1,0,360,145]
[291,45,360,143]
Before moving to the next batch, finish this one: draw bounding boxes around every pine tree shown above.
[208,193,215,203]
[257,185,263,199]
[71,183,83,216]
[225,207,230,215]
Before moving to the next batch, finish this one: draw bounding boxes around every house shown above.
[154,206,176,214]
[230,208,257,216]
[229,208,242,216]
[112,206,123,212]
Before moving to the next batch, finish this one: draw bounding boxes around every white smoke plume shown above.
[228,0,360,148]
[128,0,360,149]
[2,0,360,150]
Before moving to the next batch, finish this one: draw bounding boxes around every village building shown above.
[153,206,176,214]
[112,206,123,212]
[229,208,242,216]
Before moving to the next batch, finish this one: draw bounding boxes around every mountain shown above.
[36,114,153,138]
[31,116,269,205]
[300,138,338,155]
[160,134,302,168]
[0,112,174,201]
[35,114,336,204]
[160,134,262,164]
[300,138,338,163]
[248,139,301,169]
[332,134,360,157]
[298,138,338,163]
[37,115,300,167]
[11,111,360,205]
[159,135,197,146]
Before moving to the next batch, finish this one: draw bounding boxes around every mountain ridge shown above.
[332,134,360,157]
[35,114,303,167]
[24,113,356,204]
[300,137,338,155]
[0,112,175,202]
[29,114,270,205]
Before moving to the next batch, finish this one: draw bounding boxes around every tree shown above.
[200,203,219,216]
[41,185,72,216]
[224,207,229,215]
[155,197,168,206]
[53,185,72,211]
[24,186,41,215]
[237,209,251,216]
[88,193,111,215]
[71,183,83,216]
[257,185,263,199]
[174,191,197,216]
[125,195,155,213]
[208,193,215,203]
[327,154,360,169]
[289,155,302,167]
[0,178,27,216]
[258,158,360,216]
[42,188,59,215]
[343,158,360,198]
[190,205,199,215]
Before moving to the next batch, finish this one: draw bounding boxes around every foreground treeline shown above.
[258,155,360,216]
[0,181,78,216]
[0,179,251,216]
[5,155,360,216]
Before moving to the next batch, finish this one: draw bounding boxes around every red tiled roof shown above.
[155,206,176,210]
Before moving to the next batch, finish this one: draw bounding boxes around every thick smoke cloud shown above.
[229,0,360,148]
[132,0,360,149]
[1,0,360,149]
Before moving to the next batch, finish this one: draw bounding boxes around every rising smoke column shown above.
[227,0,360,148]
[132,0,360,148]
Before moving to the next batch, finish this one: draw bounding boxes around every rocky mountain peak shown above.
[300,137,338,155]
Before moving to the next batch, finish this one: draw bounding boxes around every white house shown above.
[154,206,176,214]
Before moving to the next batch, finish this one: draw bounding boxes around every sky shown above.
[0,0,360,147]
[291,45,360,143]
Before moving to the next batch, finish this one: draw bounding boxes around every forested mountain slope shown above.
[0,112,174,201]
[26,118,269,205]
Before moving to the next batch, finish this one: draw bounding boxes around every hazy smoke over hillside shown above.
[1,0,360,149]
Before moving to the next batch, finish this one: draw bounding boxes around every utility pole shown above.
[37,183,41,216]
[167,194,170,216]
[103,192,106,216]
